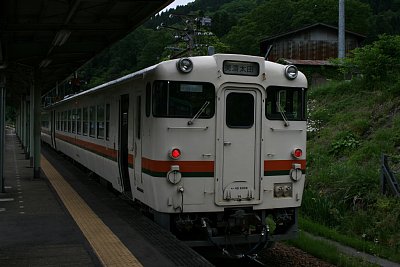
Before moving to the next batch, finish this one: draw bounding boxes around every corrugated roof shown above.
[280,59,334,66]
[0,0,173,101]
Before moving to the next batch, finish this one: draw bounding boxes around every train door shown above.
[51,110,56,149]
[217,88,262,204]
[118,94,131,193]
[133,94,143,190]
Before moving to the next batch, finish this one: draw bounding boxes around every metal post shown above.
[19,102,23,141]
[16,111,18,135]
[381,154,386,195]
[15,111,18,136]
[21,96,25,148]
[18,104,21,140]
[25,98,30,159]
[33,74,41,179]
[17,102,20,138]
[338,0,345,59]
[30,85,34,166]
[0,74,5,193]
[17,113,20,136]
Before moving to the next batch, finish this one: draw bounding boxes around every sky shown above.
[162,0,195,12]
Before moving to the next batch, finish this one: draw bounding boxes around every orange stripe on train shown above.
[142,157,214,173]
[264,159,306,171]
[55,133,118,159]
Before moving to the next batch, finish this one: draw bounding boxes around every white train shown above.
[41,54,307,256]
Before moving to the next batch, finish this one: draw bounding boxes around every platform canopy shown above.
[0,0,173,102]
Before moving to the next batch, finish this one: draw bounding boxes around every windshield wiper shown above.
[276,101,290,127]
[188,101,210,125]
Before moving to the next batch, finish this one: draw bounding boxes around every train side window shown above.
[56,112,59,130]
[64,111,67,132]
[97,104,105,139]
[72,109,76,133]
[60,111,63,131]
[77,108,82,135]
[68,110,72,133]
[266,86,306,121]
[106,103,110,140]
[83,107,88,136]
[41,114,44,128]
[45,114,49,128]
[41,113,49,128]
[136,96,141,139]
[153,81,215,118]
[89,106,96,137]
[58,112,61,131]
[145,83,151,117]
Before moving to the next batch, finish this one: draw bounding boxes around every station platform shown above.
[0,128,213,267]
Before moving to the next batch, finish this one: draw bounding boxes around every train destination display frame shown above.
[223,60,260,76]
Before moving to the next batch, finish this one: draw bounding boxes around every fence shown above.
[381,154,400,197]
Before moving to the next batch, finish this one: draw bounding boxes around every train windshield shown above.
[152,81,215,118]
[266,86,306,121]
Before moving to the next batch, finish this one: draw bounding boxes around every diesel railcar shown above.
[41,54,307,256]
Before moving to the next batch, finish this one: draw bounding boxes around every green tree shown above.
[211,0,261,37]
[136,28,171,69]
[223,0,295,55]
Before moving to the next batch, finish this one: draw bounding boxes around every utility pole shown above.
[157,14,213,58]
[338,0,345,59]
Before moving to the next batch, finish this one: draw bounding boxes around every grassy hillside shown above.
[303,36,400,255]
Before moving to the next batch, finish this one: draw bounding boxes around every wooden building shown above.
[260,23,365,62]
[260,23,365,85]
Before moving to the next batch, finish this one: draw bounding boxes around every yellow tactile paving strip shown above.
[41,155,143,267]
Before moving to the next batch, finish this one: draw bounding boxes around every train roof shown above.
[47,64,158,108]
[46,54,306,108]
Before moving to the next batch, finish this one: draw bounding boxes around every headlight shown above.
[167,165,182,184]
[290,163,303,181]
[284,65,298,80]
[176,58,193,73]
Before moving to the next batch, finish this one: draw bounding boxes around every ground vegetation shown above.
[304,35,400,260]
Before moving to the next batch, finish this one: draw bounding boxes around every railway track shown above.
[258,243,334,267]
[195,242,334,267]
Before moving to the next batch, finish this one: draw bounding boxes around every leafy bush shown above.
[330,132,360,155]
[337,35,400,83]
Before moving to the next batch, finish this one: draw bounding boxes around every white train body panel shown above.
[41,54,307,247]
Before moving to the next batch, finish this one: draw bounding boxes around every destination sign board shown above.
[223,61,259,76]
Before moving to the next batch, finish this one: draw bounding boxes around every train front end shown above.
[145,54,307,254]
